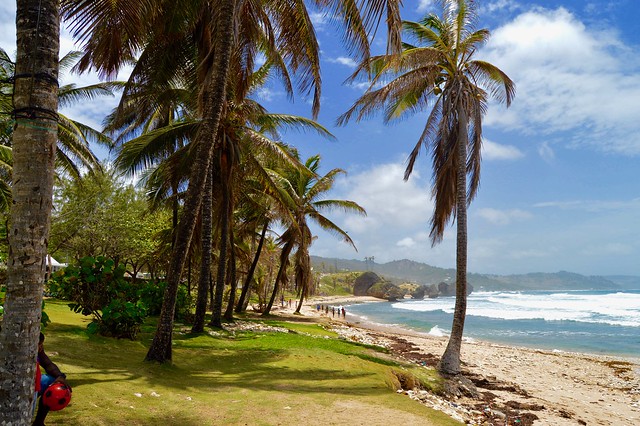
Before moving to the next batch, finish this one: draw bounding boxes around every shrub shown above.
[138,280,193,321]
[97,299,148,339]
[49,256,148,339]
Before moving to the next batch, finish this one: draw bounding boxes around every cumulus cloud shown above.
[327,56,358,68]
[309,161,462,266]
[482,7,640,155]
[483,139,524,160]
[335,162,432,233]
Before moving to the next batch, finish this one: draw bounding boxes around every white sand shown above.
[291,296,640,425]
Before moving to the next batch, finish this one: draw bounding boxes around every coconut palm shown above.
[0,48,115,210]
[263,154,366,315]
[62,0,404,363]
[338,0,515,374]
[0,1,59,422]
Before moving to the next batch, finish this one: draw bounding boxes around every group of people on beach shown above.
[316,304,346,319]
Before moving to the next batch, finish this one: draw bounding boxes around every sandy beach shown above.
[284,295,640,425]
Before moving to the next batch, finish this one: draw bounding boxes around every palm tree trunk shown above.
[439,106,469,375]
[192,160,214,333]
[145,0,236,363]
[235,221,268,313]
[262,241,293,316]
[0,0,59,422]
[223,223,237,321]
[295,230,311,314]
[210,153,231,328]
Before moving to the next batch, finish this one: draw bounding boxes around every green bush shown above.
[138,281,193,321]
[49,256,148,339]
[49,256,195,338]
[98,299,148,339]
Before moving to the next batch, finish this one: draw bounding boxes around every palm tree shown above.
[338,0,515,374]
[0,48,115,208]
[0,0,59,422]
[62,0,404,363]
[263,154,366,315]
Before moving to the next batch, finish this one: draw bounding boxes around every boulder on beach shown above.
[353,271,382,296]
[353,272,406,301]
[367,281,405,301]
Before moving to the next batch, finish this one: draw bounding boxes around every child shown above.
[33,332,70,426]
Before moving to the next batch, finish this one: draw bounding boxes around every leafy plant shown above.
[98,299,148,339]
[49,256,147,339]
[138,280,193,321]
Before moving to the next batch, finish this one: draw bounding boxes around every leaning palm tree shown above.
[263,154,366,315]
[338,0,515,374]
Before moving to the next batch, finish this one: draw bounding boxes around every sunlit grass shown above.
[41,299,459,425]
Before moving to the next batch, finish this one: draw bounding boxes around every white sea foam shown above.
[428,325,446,337]
[391,291,640,327]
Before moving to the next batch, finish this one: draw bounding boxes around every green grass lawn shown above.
[40,299,460,425]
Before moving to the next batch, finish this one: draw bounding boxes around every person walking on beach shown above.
[341,307,346,318]
[332,307,335,317]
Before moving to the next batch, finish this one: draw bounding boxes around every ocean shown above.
[345,290,640,357]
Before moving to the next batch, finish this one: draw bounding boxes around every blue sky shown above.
[3,1,640,276]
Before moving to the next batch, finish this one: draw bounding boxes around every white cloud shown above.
[482,7,640,155]
[309,161,461,267]
[479,0,520,14]
[538,141,555,162]
[416,0,435,13]
[309,12,329,29]
[476,208,532,225]
[534,198,640,212]
[396,237,416,247]
[336,162,432,233]
[328,56,358,68]
[483,139,524,160]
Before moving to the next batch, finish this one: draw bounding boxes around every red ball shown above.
[42,383,72,411]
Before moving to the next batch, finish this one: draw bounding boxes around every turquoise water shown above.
[345,290,640,357]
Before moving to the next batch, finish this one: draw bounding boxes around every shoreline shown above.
[290,295,640,425]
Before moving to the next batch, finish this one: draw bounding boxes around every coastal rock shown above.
[353,272,382,296]
[367,281,405,301]
[353,272,406,301]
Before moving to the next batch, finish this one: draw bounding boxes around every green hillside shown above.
[311,256,626,291]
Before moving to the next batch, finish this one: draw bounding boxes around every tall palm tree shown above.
[0,0,59,423]
[338,0,515,374]
[263,154,366,315]
[63,0,404,363]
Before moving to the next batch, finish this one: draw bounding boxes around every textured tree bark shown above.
[191,160,213,333]
[223,222,237,321]
[0,0,59,422]
[209,158,229,328]
[263,241,293,316]
[235,222,268,313]
[145,0,236,362]
[439,105,469,375]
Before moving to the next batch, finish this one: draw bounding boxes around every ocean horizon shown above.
[345,289,640,358]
